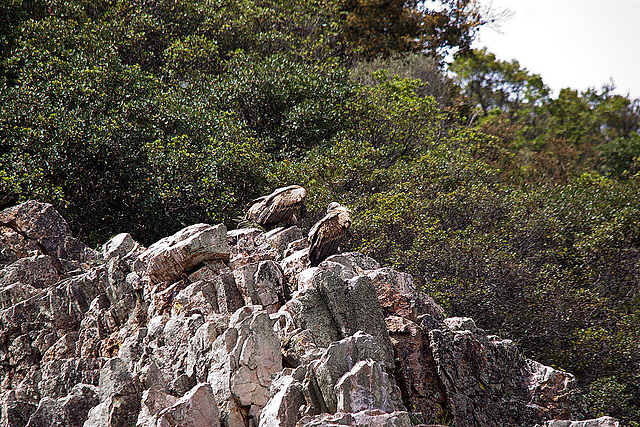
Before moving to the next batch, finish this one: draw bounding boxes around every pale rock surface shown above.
[207,305,283,425]
[228,228,279,269]
[297,409,414,427]
[385,316,445,424]
[334,359,400,413]
[279,268,395,371]
[258,368,306,427]
[264,226,305,258]
[133,223,229,289]
[0,200,99,267]
[156,383,220,427]
[234,260,286,313]
[541,417,619,427]
[303,332,404,416]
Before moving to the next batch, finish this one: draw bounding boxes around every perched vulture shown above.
[244,185,307,228]
[308,202,351,267]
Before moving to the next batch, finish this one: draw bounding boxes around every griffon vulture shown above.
[244,185,307,228]
[308,202,351,267]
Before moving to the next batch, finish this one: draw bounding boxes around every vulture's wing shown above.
[308,206,351,267]
[245,195,269,221]
[255,185,307,226]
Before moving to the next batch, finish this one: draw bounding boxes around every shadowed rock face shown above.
[0,201,614,427]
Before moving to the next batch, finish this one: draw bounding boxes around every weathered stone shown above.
[228,228,279,269]
[156,382,221,427]
[102,233,142,265]
[0,255,60,289]
[1,390,37,427]
[366,268,444,323]
[305,332,403,416]
[208,305,282,425]
[258,368,306,427]
[173,280,218,317]
[282,238,309,259]
[541,417,619,427]
[427,317,587,427]
[280,249,310,291]
[526,358,588,421]
[234,260,286,314]
[298,409,413,427]
[0,200,99,266]
[281,268,395,371]
[323,252,380,273]
[117,327,147,368]
[133,223,229,288]
[0,282,42,310]
[0,225,40,266]
[57,383,99,427]
[265,226,305,258]
[24,397,67,427]
[38,358,101,400]
[335,359,402,414]
[186,321,219,380]
[84,358,141,427]
[385,316,446,424]
[41,332,79,363]
[136,387,178,427]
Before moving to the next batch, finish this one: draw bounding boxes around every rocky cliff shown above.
[0,201,620,427]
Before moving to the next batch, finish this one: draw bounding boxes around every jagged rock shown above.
[173,280,218,317]
[280,249,310,291]
[278,268,395,371]
[303,332,404,416]
[57,383,99,427]
[38,358,101,399]
[133,223,229,290]
[335,359,401,413]
[186,321,220,380]
[102,233,143,265]
[323,252,381,273]
[0,202,618,427]
[541,417,619,427]
[208,305,283,425]
[1,390,37,427]
[259,368,306,427]
[526,358,588,421]
[282,238,308,259]
[365,268,444,323]
[385,316,446,424]
[188,262,244,316]
[156,382,221,427]
[0,255,60,289]
[136,387,178,427]
[234,260,286,314]
[0,225,39,267]
[0,281,41,310]
[427,317,587,426]
[265,226,305,257]
[0,200,99,267]
[84,358,140,427]
[297,409,414,427]
[24,397,66,427]
[228,228,279,269]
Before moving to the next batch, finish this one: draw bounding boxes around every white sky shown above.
[472,0,640,99]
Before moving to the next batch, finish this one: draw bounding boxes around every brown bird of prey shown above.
[308,202,351,267]
[244,185,307,229]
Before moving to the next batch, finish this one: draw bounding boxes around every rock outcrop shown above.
[0,201,617,427]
